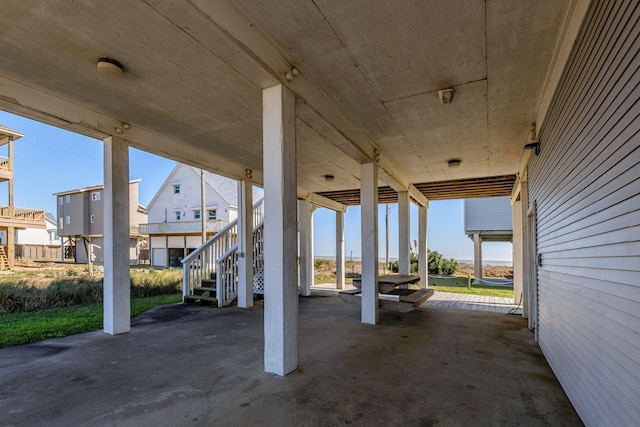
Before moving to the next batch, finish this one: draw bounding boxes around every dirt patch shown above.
[456,262,513,279]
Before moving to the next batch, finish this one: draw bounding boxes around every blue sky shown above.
[0,110,512,262]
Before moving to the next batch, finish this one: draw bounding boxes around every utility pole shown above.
[201,169,206,244]
[385,203,390,272]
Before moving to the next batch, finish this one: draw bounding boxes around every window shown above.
[193,210,201,220]
[173,185,181,194]
[175,211,181,220]
[90,215,95,224]
[65,195,70,203]
[65,216,70,225]
[59,217,64,229]
[208,209,217,220]
[91,192,101,201]
[58,197,63,205]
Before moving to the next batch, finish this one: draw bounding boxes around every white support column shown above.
[418,204,428,288]
[521,177,531,321]
[473,234,483,284]
[298,199,314,296]
[263,84,298,376]
[512,198,523,306]
[336,209,345,290]
[237,179,254,308]
[398,191,410,275]
[103,136,130,335]
[361,162,379,325]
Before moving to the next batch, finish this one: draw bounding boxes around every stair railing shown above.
[214,198,265,306]
[216,247,239,306]
[182,198,264,302]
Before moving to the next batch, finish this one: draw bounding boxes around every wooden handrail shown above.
[0,206,46,221]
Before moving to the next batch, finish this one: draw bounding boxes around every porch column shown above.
[336,209,345,290]
[7,136,14,269]
[521,176,531,322]
[263,83,298,376]
[237,179,254,308]
[298,199,313,296]
[418,204,428,288]
[473,234,483,284]
[512,198,523,306]
[361,162,379,324]
[103,136,130,335]
[398,191,410,275]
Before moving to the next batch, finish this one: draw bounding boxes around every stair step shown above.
[201,279,216,286]
[194,286,216,296]
[184,295,218,305]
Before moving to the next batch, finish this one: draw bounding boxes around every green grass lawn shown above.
[0,294,182,348]
[427,276,514,298]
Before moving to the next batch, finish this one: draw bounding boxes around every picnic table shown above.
[351,274,421,294]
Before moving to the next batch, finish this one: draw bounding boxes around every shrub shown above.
[389,250,458,276]
[440,258,458,275]
[0,268,182,315]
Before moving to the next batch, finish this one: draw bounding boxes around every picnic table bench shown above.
[341,274,434,313]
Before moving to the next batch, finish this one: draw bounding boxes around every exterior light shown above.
[448,159,461,168]
[97,57,124,78]
[324,174,335,182]
[524,141,541,156]
[438,88,455,104]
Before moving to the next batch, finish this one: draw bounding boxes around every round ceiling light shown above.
[97,57,124,78]
[448,159,462,168]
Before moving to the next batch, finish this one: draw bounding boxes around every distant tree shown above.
[390,249,458,276]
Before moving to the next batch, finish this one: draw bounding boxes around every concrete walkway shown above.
[0,296,581,426]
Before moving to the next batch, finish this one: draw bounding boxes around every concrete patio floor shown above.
[0,295,582,426]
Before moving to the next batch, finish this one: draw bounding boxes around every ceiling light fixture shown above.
[448,159,461,168]
[97,57,124,78]
[324,174,335,182]
[438,88,455,104]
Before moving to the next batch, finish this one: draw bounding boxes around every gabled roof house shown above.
[144,163,260,267]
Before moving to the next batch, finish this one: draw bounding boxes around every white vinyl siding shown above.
[527,1,640,425]
[464,197,513,232]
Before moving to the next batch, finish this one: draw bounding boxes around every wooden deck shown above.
[313,283,520,315]
[420,291,520,314]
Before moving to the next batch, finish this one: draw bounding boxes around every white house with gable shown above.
[15,212,60,246]
[144,163,261,267]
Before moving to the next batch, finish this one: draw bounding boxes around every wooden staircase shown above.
[184,274,218,305]
[0,246,9,270]
[182,198,265,307]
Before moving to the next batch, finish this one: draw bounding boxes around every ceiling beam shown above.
[297,190,347,213]
[188,0,427,206]
[0,74,263,184]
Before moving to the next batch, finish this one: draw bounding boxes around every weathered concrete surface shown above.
[0,296,582,426]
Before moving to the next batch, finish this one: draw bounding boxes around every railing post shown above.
[183,261,189,300]
[216,259,223,307]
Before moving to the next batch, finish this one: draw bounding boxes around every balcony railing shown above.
[139,219,229,235]
[0,206,46,223]
[0,156,9,170]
